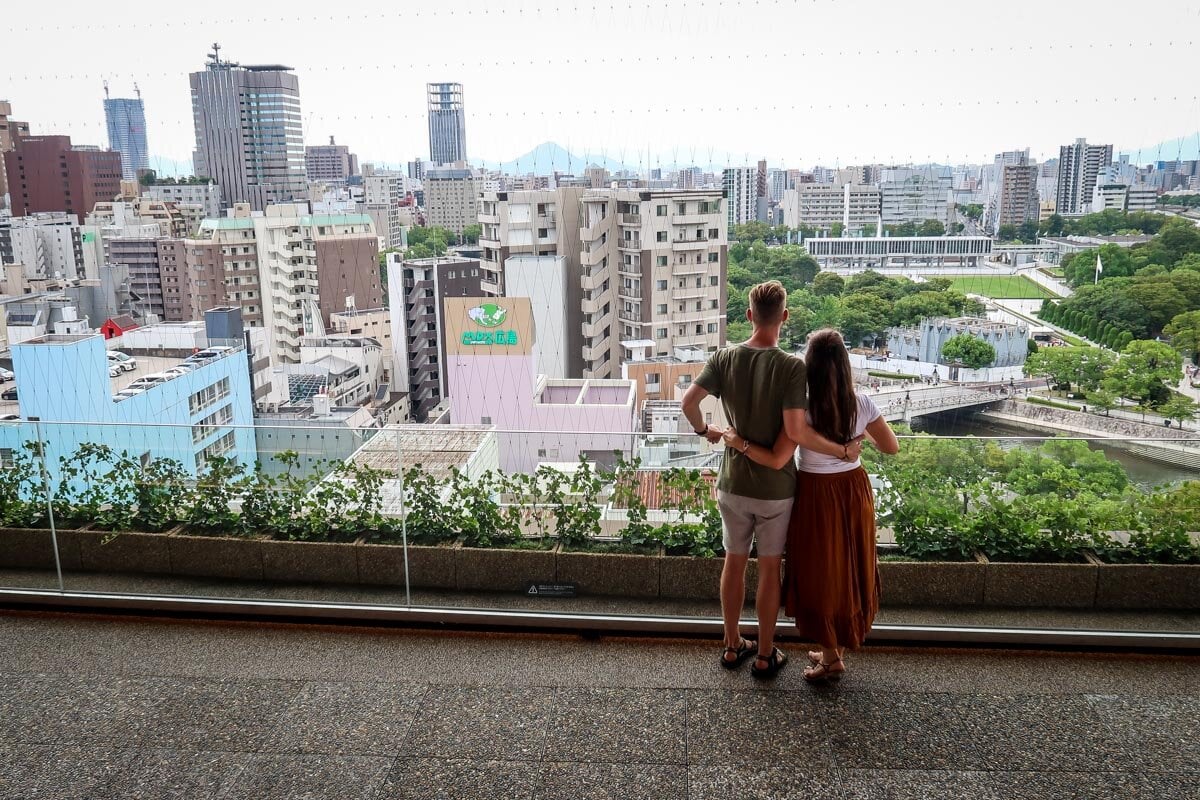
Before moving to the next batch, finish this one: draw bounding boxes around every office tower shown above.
[3,135,122,223]
[385,253,482,421]
[722,167,757,227]
[781,184,881,233]
[103,87,149,182]
[879,168,953,226]
[424,167,480,235]
[361,166,409,249]
[407,158,427,181]
[190,44,306,210]
[1055,138,1113,216]
[427,83,467,166]
[0,101,31,208]
[305,136,358,183]
[171,204,381,364]
[578,189,727,378]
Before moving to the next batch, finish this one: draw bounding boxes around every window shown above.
[708,253,719,263]
[677,203,687,214]
[646,373,660,384]
[656,231,667,242]
[656,205,667,216]
[656,328,667,338]
[710,300,719,309]
[657,280,667,290]
[0,448,13,470]
[447,271,456,278]
[538,228,548,238]
[695,325,703,335]
[656,256,667,267]
[695,278,703,288]
[709,275,719,285]
[481,416,492,424]
[657,304,667,314]
[708,323,719,333]
[709,228,719,239]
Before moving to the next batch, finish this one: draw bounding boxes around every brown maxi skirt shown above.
[783,466,880,650]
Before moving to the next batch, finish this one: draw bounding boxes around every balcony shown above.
[619,213,642,226]
[672,237,708,251]
[477,212,500,224]
[617,237,642,251]
[673,212,717,224]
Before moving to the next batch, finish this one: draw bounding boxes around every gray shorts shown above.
[716,490,793,558]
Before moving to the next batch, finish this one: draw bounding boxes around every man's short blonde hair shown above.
[749,280,787,324]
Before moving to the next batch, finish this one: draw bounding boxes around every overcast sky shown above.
[3,0,1198,175]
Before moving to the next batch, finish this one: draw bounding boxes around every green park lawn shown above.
[946,275,1057,299]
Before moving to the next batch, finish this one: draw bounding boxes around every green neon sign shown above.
[462,329,519,346]
[467,303,507,327]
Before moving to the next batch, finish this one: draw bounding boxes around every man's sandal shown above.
[720,637,757,670]
[803,657,845,684]
[750,647,789,679]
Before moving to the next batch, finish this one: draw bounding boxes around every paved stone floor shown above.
[0,610,1197,799]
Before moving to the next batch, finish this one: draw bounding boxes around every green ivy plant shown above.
[0,443,46,528]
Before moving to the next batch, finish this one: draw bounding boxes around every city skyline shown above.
[3,0,1198,176]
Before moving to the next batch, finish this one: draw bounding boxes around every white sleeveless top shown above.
[797,393,881,474]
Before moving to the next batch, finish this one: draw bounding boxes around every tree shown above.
[1164,310,1200,364]
[829,221,845,237]
[961,203,984,221]
[1016,221,1040,243]
[138,170,157,186]
[917,219,945,237]
[941,334,996,369]
[1087,388,1117,416]
[811,271,845,297]
[462,223,482,245]
[732,221,771,242]
[1160,395,1197,429]
[1023,347,1115,391]
[996,224,1018,242]
[840,293,893,346]
[1105,339,1183,406]
[1039,213,1065,236]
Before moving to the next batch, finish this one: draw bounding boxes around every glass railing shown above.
[2,419,1198,634]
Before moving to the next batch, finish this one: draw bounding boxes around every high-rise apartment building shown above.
[3,135,123,223]
[994,154,1040,234]
[0,101,31,208]
[879,169,953,226]
[103,91,149,182]
[0,212,85,282]
[305,136,358,184]
[384,254,481,421]
[190,46,306,211]
[427,83,467,166]
[170,204,381,365]
[424,167,480,235]
[477,187,586,377]
[578,190,727,378]
[141,181,221,230]
[722,167,757,228]
[1055,138,1113,216]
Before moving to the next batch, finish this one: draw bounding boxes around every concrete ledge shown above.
[1094,562,1200,609]
[74,528,173,575]
[260,540,359,584]
[879,558,986,606]
[660,556,724,600]
[0,527,85,571]
[168,532,264,581]
[556,548,661,598]
[457,546,555,592]
[984,560,1097,608]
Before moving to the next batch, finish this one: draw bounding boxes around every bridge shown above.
[869,385,1005,423]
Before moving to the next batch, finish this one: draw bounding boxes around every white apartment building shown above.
[424,167,480,235]
[781,184,881,233]
[579,189,727,379]
[0,212,86,282]
[722,167,757,228]
[1091,184,1159,214]
[1056,139,1113,216]
[330,306,393,381]
[141,182,221,223]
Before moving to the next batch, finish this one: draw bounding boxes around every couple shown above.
[682,280,899,683]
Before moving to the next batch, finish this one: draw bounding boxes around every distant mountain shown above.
[1119,133,1200,164]
[477,142,636,176]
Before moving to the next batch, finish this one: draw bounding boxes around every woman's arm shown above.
[865,416,900,455]
[782,408,863,461]
[722,427,797,471]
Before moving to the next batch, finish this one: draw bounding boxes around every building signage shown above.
[444,296,535,357]
[462,303,519,346]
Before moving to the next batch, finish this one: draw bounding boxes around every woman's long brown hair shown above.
[804,328,857,445]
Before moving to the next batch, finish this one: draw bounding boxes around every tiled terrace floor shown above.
[0,610,1197,799]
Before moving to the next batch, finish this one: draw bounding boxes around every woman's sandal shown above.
[719,637,757,670]
[803,657,846,684]
[807,649,845,665]
[750,647,789,679]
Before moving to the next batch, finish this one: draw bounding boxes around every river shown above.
[913,411,1199,489]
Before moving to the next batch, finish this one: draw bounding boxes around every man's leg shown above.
[755,555,782,661]
[721,552,750,652]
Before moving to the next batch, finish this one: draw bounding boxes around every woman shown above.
[723,329,899,682]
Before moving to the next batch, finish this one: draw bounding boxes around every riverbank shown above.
[978,400,1200,469]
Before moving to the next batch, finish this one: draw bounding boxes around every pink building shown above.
[444,297,636,473]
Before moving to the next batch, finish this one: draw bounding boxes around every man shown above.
[682,280,861,678]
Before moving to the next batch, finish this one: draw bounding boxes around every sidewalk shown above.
[1,610,1197,799]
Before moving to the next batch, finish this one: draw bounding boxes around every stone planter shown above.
[71,527,176,575]
[878,554,987,606]
[260,538,360,584]
[457,543,556,592]
[556,546,662,597]
[357,540,460,590]
[983,555,1097,608]
[661,555,725,600]
[1091,553,1200,610]
[168,529,265,581]
[0,527,85,571]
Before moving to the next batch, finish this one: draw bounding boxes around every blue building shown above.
[104,95,149,182]
[0,333,255,484]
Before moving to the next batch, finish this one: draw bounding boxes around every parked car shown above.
[1,387,17,400]
[126,373,171,390]
[112,388,144,401]
[0,367,13,382]
[188,346,234,362]
[108,365,122,378]
[162,364,196,377]
[107,352,137,372]
[0,413,19,421]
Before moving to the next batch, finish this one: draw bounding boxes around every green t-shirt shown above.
[694,343,808,500]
